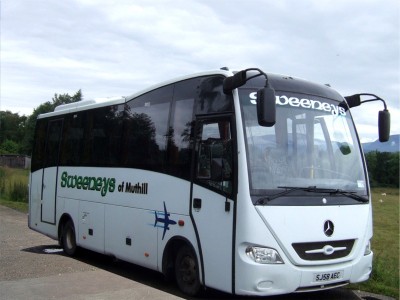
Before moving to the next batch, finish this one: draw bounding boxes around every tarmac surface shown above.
[0,205,395,300]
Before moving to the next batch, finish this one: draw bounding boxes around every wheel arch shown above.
[57,213,74,244]
[162,236,200,282]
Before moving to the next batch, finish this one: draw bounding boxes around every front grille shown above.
[292,239,355,261]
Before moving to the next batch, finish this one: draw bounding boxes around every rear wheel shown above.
[61,220,77,256]
[175,245,201,296]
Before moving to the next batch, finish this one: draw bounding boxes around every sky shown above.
[1,0,399,142]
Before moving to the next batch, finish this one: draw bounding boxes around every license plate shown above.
[313,270,343,282]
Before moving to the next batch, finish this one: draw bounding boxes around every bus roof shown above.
[37,97,126,119]
[244,72,344,101]
[37,69,232,119]
[37,68,343,119]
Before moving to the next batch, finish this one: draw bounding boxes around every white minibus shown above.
[29,68,390,296]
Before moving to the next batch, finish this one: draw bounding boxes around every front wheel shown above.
[61,219,77,256]
[175,245,201,296]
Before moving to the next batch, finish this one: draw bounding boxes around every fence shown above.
[0,155,31,169]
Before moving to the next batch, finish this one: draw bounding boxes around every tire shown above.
[175,245,201,296]
[61,219,77,256]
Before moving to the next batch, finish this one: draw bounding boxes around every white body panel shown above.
[233,193,373,295]
[191,184,234,292]
[30,167,200,272]
[256,205,370,265]
[104,205,157,269]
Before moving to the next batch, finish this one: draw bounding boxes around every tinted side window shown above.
[31,119,48,172]
[195,76,233,115]
[123,85,173,172]
[196,119,233,196]
[166,79,196,179]
[60,112,85,166]
[84,105,124,166]
[45,119,63,168]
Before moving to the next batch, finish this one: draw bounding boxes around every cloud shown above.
[1,0,399,142]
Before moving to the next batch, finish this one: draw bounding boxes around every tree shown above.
[52,89,82,107]
[0,139,19,154]
[365,151,378,186]
[365,151,399,188]
[3,90,83,156]
[0,111,27,144]
[19,101,55,155]
[0,111,27,154]
[375,152,392,186]
[386,152,399,187]
[26,89,82,155]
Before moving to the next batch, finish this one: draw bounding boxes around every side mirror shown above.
[257,86,276,127]
[378,109,390,142]
[338,142,351,155]
[343,93,391,143]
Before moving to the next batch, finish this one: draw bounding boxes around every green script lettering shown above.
[59,171,116,197]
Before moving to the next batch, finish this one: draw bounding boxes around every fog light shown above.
[257,280,273,290]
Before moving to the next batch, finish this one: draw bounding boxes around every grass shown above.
[0,166,29,202]
[349,187,399,298]
[0,166,29,213]
[0,198,29,213]
[0,167,398,297]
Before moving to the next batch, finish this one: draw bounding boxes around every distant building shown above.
[0,155,31,169]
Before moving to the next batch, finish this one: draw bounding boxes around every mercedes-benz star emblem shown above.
[324,220,334,237]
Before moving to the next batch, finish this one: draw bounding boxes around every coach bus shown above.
[29,68,390,296]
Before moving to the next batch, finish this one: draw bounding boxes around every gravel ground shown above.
[0,205,97,281]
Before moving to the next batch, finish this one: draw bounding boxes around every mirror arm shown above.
[223,68,272,93]
[346,93,391,143]
[243,68,271,88]
[358,93,388,111]
[345,93,388,111]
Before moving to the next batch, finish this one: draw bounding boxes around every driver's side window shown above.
[196,120,233,196]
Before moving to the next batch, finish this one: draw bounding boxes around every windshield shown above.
[239,89,368,199]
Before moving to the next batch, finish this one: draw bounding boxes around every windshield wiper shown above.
[255,186,368,204]
[305,187,369,203]
[255,186,312,204]
[328,189,369,203]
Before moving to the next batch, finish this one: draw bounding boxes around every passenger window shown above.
[195,76,233,114]
[31,119,48,172]
[45,119,63,167]
[166,77,198,180]
[167,98,194,179]
[123,85,173,172]
[84,105,124,166]
[60,113,85,166]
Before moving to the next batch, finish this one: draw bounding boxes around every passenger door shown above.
[190,116,236,293]
[41,119,63,224]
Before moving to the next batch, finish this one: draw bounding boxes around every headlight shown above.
[364,240,372,256]
[246,246,284,264]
